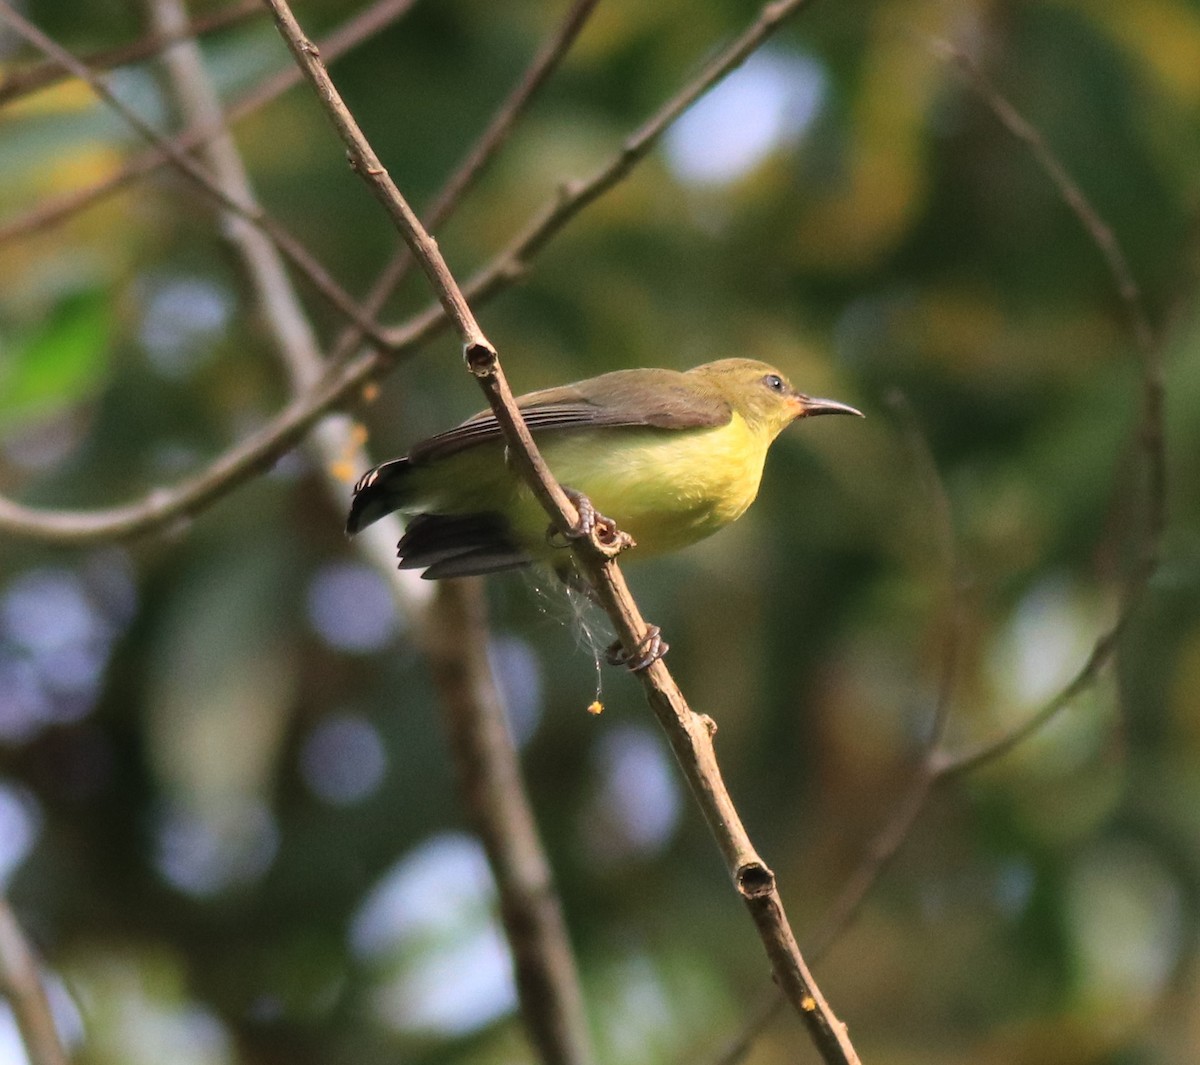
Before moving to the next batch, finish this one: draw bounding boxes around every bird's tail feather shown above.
[397,512,533,579]
[346,457,413,535]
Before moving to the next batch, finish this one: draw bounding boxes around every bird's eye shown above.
[762,373,786,394]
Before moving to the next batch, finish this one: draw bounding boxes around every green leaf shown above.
[0,290,113,430]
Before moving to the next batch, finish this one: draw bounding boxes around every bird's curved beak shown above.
[790,394,864,419]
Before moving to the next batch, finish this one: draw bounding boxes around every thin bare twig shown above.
[932,38,1166,559]
[426,0,602,240]
[386,0,821,347]
[261,1,859,1061]
[0,0,262,107]
[828,30,1174,948]
[798,390,966,965]
[0,2,393,349]
[933,623,1124,778]
[809,768,936,964]
[146,2,594,1058]
[804,610,1123,983]
[0,898,67,1065]
[0,0,818,547]
[324,0,602,366]
[930,36,1167,767]
[0,0,417,248]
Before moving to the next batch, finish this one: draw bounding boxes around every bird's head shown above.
[689,358,862,438]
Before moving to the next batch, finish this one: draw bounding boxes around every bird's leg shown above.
[547,488,655,671]
[546,487,634,559]
[605,625,668,672]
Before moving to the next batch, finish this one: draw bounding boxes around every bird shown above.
[346,358,862,580]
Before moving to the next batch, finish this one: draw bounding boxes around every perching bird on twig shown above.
[346,358,861,580]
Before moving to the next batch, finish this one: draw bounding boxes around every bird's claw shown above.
[547,488,634,559]
[565,486,598,538]
[606,625,668,672]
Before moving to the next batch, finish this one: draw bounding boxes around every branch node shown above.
[736,862,775,898]
[464,341,498,376]
[700,713,718,736]
[588,519,634,559]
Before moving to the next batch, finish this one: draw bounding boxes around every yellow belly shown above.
[513,414,771,557]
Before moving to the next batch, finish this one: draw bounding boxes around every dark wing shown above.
[409,371,732,465]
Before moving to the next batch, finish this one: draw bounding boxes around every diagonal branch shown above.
[932,39,1166,562]
[0,0,262,107]
[390,0,822,346]
[419,0,603,242]
[714,40,1175,1064]
[0,0,417,248]
[325,0,603,367]
[928,36,1167,769]
[0,1,393,349]
[260,1,860,1062]
[824,30,1174,955]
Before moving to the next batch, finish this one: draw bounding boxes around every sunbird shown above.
[346,358,862,578]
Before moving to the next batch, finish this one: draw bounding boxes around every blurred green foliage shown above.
[0,291,112,429]
[1,0,1199,1063]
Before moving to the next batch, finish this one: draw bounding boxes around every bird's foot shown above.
[606,625,668,672]
[563,486,598,538]
[547,487,634,559]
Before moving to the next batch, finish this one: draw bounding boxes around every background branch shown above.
[425,579,594,1065]
[0,899,67,1065]
[822,19,1173,957]
[0,2,395,348]
[0,0,418,248]
[0,0,262,107]
[323,0,603,367]
[933,38,1166,561]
